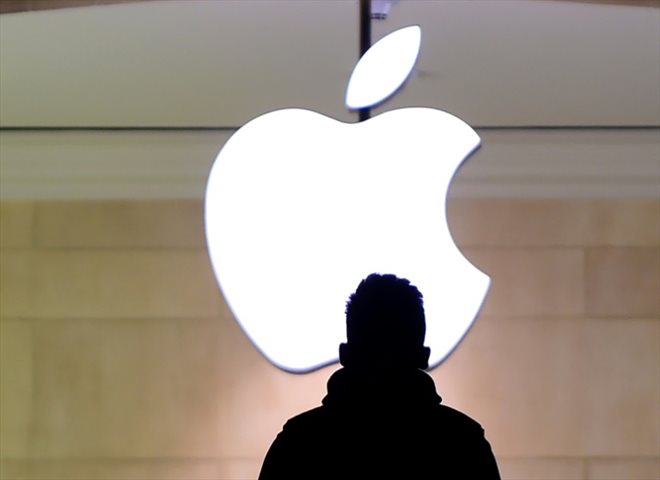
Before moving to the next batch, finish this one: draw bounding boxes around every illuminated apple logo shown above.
[205,26,489,372]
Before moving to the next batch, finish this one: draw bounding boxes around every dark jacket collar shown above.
[322,367,442,409]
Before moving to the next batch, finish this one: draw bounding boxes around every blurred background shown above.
[0,1,658,479]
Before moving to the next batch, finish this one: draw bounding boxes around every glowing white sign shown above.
[205,26,490,372]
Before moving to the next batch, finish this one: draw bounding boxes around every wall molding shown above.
[1,129,658,200]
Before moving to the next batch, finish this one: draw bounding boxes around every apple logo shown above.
[205,26,490,373]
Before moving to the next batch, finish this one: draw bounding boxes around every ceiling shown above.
[1,0,658,15]
[1,0,659,128]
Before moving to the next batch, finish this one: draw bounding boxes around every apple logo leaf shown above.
[346,25,421,110]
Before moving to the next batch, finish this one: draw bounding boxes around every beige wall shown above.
[0,198,658,480]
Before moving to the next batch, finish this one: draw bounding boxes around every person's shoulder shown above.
[274,405,341,450]
[281,406,330,433]
[433,403,485,434]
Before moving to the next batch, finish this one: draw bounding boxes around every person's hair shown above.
[343,273,427,368]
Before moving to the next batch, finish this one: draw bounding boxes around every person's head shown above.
[339,273,430,371]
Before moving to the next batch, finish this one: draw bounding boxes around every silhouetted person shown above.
[259,273,500,479]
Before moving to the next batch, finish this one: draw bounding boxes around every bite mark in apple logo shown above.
[205,26,490,373]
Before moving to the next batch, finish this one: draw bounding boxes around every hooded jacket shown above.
[259,367,501,479]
